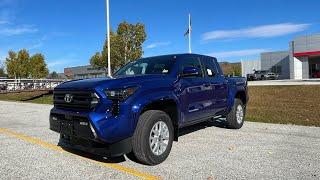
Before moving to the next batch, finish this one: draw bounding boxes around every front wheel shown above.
[226,99,245,129]
[129,110,174,165]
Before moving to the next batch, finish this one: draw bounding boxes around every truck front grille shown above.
[111,100,120,115]
[53,90,99,111]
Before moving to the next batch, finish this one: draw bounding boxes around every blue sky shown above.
[0,0,319,72]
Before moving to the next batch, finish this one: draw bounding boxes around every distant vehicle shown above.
[49,54,248,165]
[0,83,6,91]
[312,70,320,78]
[247,70,268,81]
[265,72,278,80]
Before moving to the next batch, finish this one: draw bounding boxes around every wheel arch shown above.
[235,90,247,105]
[139,98,180,141]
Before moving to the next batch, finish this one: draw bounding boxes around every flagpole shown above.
[106,0,111,77]
[188,13,192,54]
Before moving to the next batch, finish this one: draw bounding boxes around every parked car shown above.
[0,83,7,91]
[265,72,278,80]
[247,70,274,81]
[49,54,248,165]
[312,70,320,78]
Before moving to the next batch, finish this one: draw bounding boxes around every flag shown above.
[184,14,191,36]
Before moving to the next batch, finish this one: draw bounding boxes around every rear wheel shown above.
[129,110,174,165]
[226,99,245,129]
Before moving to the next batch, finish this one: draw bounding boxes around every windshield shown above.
[115,57,173,76]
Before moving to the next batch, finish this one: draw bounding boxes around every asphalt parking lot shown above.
[0,101,319,179]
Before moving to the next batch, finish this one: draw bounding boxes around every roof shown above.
[142,53,216,59]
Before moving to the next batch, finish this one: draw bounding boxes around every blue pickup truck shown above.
[49,53,248,165]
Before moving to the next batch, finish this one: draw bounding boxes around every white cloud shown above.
[209,49,269,58]
[146,41,171,49]
[28,36,48,50]
[202,23,310,41]
[0,25,38,36]
[0,20,9,24]
[48,60,67,67]
[48,54,78,68]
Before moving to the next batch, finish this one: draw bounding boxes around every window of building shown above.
[271,65,282,75]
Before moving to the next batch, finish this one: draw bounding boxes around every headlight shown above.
[91,93,100,105]
[104,86,138,100]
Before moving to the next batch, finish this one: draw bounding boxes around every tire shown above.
[226,99,245,129]
[129,110,174,165]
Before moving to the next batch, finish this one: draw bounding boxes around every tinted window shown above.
[202,57,217,77]
[178,57,202,76]
[271,65,282,75]
[115,57,173,76]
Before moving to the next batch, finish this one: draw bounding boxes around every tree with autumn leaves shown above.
[90,21,146,74]
[5,49,49,78]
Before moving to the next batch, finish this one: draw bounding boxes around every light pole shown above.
[105,0,111,77]
[188,13,192,54]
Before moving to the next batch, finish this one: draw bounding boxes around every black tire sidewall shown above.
[135,111,174,165]
[227,99,245,129]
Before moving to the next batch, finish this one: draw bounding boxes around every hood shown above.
[55,75,170,90]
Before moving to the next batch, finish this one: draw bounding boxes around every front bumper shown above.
[58,135,132,157]
[49,109,134,156]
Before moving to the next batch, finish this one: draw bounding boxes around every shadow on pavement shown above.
[179,118,227,137]
[60,118,228,164]
[61,146,127,163]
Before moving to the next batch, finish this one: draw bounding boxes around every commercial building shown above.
[64,65,106,79]
[242,33,320,79]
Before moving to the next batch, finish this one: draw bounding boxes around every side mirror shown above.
[180,67,201,77]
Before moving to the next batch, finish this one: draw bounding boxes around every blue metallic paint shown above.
[51,54,248,144]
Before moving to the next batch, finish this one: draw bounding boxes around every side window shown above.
[178,57,203,76]
[202,57,217,77]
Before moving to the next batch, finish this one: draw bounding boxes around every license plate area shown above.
[60,120,73,136]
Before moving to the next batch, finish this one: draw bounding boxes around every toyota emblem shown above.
[64,94,73,103]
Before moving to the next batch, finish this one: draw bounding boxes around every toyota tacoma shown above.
[49,54,248,165]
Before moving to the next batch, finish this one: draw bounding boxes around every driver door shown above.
[174,56,214,125]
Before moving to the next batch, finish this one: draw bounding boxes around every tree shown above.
[17,49,30,78]
[90,21,147,74]
[49,71,59,79]
[116,22,146,63]
[29,53,49,78]
[6,49,30,78]
[219,62,241,76]
[0,64,6,77]
[5,51,19,78]
[5,49,49,78]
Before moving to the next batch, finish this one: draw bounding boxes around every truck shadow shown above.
[61,146,127,163]
[60,118,228,164]
[178,118,227,137]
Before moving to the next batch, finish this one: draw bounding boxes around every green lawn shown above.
[0,91,53,104]
[246,85,320,127]
[28,94,53,104]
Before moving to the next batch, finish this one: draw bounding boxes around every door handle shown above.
[203,83,212,90]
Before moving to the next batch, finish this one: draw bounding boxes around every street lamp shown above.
[105,0,111,77]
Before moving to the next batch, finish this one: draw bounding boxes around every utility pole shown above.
[184,13,192,53]
[188,13,192,54]
[105,0,111,77]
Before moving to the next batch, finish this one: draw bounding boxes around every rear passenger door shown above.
[201,57,228,115]
[175,56,214,124]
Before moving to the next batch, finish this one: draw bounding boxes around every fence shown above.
[0,78,66,92]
